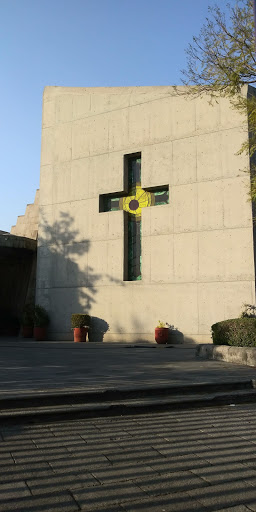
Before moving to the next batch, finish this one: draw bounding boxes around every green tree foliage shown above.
[182,0,255,94]
[182,0,256,200]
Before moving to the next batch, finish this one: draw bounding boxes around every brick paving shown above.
[2,405,256,510]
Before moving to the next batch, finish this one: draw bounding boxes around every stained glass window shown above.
[99,153,169,281]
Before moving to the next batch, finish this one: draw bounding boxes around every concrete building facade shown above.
[11,189,39,241]
[37,85,255,343]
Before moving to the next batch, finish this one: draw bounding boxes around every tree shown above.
[182,0,256,201]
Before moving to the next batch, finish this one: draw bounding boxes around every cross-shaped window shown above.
[99,153,169,281]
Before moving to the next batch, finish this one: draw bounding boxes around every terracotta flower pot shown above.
[155,327,168,344]
[33,326,47,341]
[73,327,88,343]
[22,326,33,338]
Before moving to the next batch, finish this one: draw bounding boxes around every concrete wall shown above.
[37,86,255,342]
[11,189,39,240]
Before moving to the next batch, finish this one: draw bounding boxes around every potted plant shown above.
[71,314,91,342]
[155,320,169,344]
[21,304,34,338]
[33,305,50,341]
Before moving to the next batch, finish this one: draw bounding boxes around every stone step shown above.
[1,383,256,425]
[0,379,255,409]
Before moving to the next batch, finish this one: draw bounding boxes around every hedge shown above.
[211,318,256,347]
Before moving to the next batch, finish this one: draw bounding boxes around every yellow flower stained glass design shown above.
[120,185,152,218]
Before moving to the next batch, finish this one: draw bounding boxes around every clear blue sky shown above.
[0,0,230,232]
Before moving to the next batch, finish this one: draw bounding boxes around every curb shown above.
[197,345,256,367]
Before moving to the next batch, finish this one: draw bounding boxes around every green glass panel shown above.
[128,216,141,281]
[127,157,142,281]
[128,157,141,188]
[103,196,120,212]
[153,189,169,206]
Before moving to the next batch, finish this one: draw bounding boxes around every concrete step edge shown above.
[0,379,254,410]
[1,389,256,424]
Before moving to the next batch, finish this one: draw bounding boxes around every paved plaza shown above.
[0,339,256,397]
[1,339,256,510]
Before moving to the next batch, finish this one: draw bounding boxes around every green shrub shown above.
[241,304,256,318]
[22,304,34,326]
[211,318,256,347]
[71,314,91,328]
[34,305,50,327]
